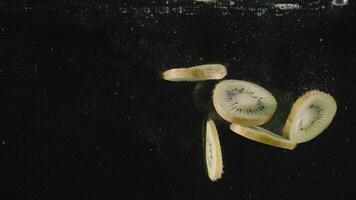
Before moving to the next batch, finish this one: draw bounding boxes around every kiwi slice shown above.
[213,80,277,126]
[230,124,297,150]
[205,119,223,181]
[162,64,227,81]
[283,90,337,143]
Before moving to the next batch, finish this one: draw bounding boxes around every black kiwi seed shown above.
[226,91,234,96]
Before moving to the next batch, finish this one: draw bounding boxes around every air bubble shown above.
[331,0,348,6]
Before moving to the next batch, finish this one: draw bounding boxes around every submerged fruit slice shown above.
[213,80,277,126]
[162,64,227,81]
[230,124,297,150]
[205,119,223,181]
[283,90,337,143]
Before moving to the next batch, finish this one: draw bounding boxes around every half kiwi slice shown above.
[230,124,297,150]
[283,90,337,143]
[162,64,227,81]
[213,80,277,126]
[205,119,223,181]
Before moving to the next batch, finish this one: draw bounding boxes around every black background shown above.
[1,1,356,199]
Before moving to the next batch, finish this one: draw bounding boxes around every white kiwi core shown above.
[235,93,259,108]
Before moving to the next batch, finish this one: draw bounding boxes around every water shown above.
[1,1,355,199]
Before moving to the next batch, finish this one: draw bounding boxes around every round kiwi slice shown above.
[230,124,297,150]
[205,119,223,181]
[213,80,277,126]
[162,64,227,81]
[283,90,337,143]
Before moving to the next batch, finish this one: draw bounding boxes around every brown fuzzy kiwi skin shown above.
[191,65,227,80]
[162,64,227,81]
[230,124,297,150]
[162,68,191,81]
[282,90,337,140]
[212,85,274,126]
